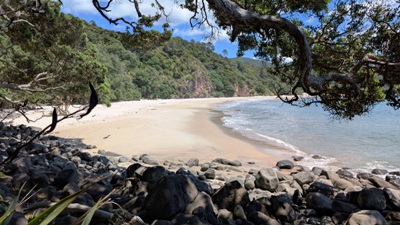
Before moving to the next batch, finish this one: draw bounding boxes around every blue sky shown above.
[60,0,253,58]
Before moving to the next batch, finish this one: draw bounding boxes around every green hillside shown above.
[0,9,276,106]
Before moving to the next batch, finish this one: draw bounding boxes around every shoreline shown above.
[11,97,290,169]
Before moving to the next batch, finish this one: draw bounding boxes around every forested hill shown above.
[0,10,275,106]
[85,23,275,103]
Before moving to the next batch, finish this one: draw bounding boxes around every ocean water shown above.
[215,98,400,173]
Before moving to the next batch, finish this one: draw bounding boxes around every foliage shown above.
[0,1,109,108]
[86,0,400,119]
[4,0,398,118]
[82,24,273,99]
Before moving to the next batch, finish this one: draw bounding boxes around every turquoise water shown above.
[216,98,400,172]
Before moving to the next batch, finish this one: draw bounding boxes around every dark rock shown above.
[30,170,51,188]
[385,211,400,221]
[386,175,400,187]
[312,154,323,159]
[384,188,400,210]
[308,182,335,198]
[245,200,268,216]
[357,172,374,180]
[9,157,33,174]
[76,151,92,161]
[171,213,210,225]
[292,171,315,186]
[212,180,250,211]
[143,174,199,220]
[389,171,400,176]
[87,181,113,202]
[11,173,31,190]
[205,212,219,225]
[345,210,386,225]
[255,168,279,192]
[151,220,173,225]
[36,186,60,202]
[217,208,233,222]
[337,169,354,179]
[204,168,215,179]
[276,159,294,169]
[186,158,200,167]
[332,200,360,214]
[142,166,169,183]
[200,163,210,172]
[356,188,386,211]
[126,163,143,178]
[247,211,280,225]
[269,194,296,223]
[185,192,216,215]
[9,211,28,225]
[292,156,304,161]
[53,168,79,189]
[305,192,334,216]
[372,169,388,175]
[233,205,246,220]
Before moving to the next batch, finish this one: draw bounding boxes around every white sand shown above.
[11,97,291,168]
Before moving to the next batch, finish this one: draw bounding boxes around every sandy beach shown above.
[11,97,291,168]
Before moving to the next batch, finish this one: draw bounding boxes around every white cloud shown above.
[61,0,194,24]
[61,0,96,15]
[61,0,232,44]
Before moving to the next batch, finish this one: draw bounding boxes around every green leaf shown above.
[80,197,103,225]
[0,197,18,225]
[28,191,83,225]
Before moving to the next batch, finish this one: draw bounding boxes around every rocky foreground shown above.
[0,123,400,225]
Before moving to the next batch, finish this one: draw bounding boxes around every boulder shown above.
[171,213,209,225]
[292,171,315,186]
[143,174,199,220]
[269,194,296,223]
[53,168,79,189]
[369,176,398,189]
[383,188,400,210]
[185,191,216,215]
[345,210,386,225]
[276,160,294,169]
[337,169,354,179]
[357,188,386,211]
[217,209,233,223]
[140,154,159,166]
[212,158,242,167]
[255,168,279,192]
[244,174,256,190]
[305,192,334,216]
[307,181,335,198]
[332,200,360,214]
[186,158,200,167]
[204,168,216,180]
[141,166,170,183]
[212,180,250,211]
[233,205,247,220]
[372,169,388,175]
[247,211,280,225]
